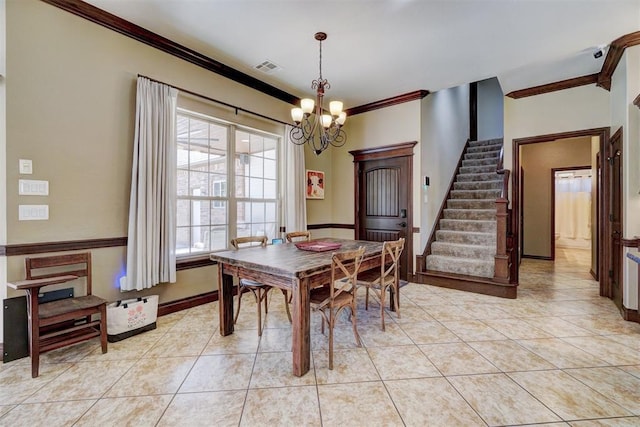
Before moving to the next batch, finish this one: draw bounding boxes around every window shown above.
[176,110,279,257]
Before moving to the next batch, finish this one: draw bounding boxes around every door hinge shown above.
[608,269,613,278]
[609,214,614,221]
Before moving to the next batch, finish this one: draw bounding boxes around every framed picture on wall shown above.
[306,169,325,199]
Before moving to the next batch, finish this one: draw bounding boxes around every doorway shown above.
[513,128,609,294]
[350,142,416,281]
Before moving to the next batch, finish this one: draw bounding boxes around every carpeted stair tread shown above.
[431,241,495,260]
[426,254,494,278]
[443,208,496,220]
[435,229,496,245]
[447,199,496,209]
[450,189,502,199]
[454,180,503,190]
[440,219,497,232]
[462,158,500,167]
[457,172,502,182]
[459,165,497,174]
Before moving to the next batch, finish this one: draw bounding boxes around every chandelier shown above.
[290,32,347,155]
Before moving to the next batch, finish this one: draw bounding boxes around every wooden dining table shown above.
[210,238,384,377]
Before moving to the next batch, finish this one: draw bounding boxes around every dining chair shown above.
[7,252,108,378]
[285,231,311,243]
[310,246,365,369]
[356,238,405,331]
[230,236,291,336]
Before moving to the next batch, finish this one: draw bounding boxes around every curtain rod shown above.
[137,74,290,127]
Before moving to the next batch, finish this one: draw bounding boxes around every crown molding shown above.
[345,90,430,116]
[506,74,599,99]
[597,31,640,91]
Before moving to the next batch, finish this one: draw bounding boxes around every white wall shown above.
[0,0,6,343]
[611,46,640,311]
[477,77,504,140]
[420,85,470,248]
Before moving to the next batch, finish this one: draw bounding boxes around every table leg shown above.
[291,277,310,377]
[218,264,235,336]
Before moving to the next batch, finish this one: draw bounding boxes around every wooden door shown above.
[351,142,415,281]
[608,128,623,309]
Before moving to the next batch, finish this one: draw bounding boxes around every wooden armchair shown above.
[7,252,107,378]
[310,246,365,369]
[231,236,291,335]
[356,238,405,331]
[285,231,311,243]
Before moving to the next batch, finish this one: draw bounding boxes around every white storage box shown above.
[107,295,158,342]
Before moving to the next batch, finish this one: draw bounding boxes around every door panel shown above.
[608,129,623,309]
[357,157,410,280]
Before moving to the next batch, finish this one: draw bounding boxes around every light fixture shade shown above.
[301,98,315,114]
[321,114,332,128]
[336,111,347,125]
[329,101,343,116]
[291,108,304,123]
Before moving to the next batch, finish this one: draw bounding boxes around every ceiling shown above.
[84,0,640,108]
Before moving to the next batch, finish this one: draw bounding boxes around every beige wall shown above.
[520,137,592,258]
[326,101,423,266]
[4,0,292,306]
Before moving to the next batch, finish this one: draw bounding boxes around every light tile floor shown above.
[2,248,640,426]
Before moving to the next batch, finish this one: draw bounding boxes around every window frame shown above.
[176,108,281,259]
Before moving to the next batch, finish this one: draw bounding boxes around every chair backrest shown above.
[285,231,311,243]
[330,246,365,301]
[379,238,405,285]
[25,252,92,295]
[231,235,268,249]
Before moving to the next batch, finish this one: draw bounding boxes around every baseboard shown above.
[414,270,518,299]
[157,291,218,317]
[521,254,553,261]
[622,305,640,323]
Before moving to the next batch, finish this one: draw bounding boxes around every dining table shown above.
[210,237,384,377]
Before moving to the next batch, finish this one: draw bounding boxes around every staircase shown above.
[425,138,503,278]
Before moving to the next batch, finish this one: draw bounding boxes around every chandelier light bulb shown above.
[336,111,347,126]
[301,98,315,114]
[291,108,304,123]
[321,114,332,128]
[329,101,343,116]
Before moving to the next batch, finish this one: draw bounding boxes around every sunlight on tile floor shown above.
[2,248,640,426]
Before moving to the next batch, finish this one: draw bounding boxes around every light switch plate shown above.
[19,179,49,196]
[19,159,32,175]
[18,205,49,221]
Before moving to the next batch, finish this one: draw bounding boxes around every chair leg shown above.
[392,284,400,319]
[379,287,387,332]
[100,303,108,354]
[256,288,264,336]
[282,290,292,322]
[365,287,370,310]
[351,305,362,347]
[234,283,243,324]
[328,311,334,370]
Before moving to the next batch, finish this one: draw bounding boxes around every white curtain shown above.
[284,125,307,234]
[555,175,591,248]
[122,77,178,291]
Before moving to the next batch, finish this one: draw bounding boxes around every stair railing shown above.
[494,145,512,283]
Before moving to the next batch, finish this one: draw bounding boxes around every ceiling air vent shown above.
[254,60,282,74]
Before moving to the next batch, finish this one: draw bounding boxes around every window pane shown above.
[210,225,228,251]
[176,227,191,255]
[177,170,189,196]
[264,158,276,180]
[262,222,277,238]
[265,202,276,222]
[177,143,190,168]
[249,178,263,198]
[251,202,264,223]
[264,179,276,199]
[189,171,209,196]
[237,201,250,229]
[212,200,227,221]
[249,156,263,178]
[191,199,210,227]
[250,134,264,155]
[177,199,190,227]
[251,223,266,237]
[264,138,277,159]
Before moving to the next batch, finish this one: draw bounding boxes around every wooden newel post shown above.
[494,198,510,283]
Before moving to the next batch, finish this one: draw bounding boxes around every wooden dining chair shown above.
[231,236,291,335]
[356,238,405,331]
[285,231,311,243]
[7,252,108,378]
[310,246,365,369]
